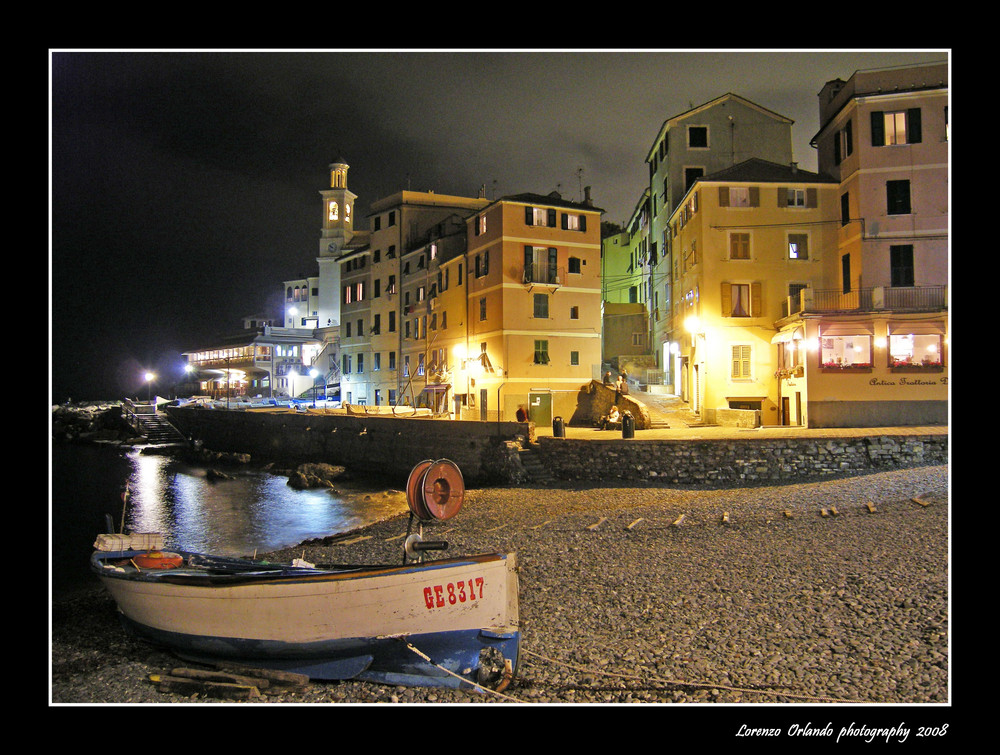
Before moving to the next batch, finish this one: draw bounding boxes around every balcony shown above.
[784,285,947,317]
[523,264,562,286]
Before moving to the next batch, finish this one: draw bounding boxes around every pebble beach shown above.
[50,463,949,708]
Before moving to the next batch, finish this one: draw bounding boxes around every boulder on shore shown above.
[287,463,348,490]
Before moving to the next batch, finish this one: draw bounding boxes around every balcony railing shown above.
[523,264,563,286]
[784,285,947,317]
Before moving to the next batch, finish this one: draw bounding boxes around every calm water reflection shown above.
[51,444,409,596]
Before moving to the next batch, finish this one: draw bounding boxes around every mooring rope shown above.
[401,640,864,704]
[521,648,867,704]
[400,641,524,703]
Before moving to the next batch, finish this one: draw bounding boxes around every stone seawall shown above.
[168,406,946,489]
[166,407,529,485]
[532,434,947,486]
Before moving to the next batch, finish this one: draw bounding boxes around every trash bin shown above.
[553,416,565,438]
[621,411,634,439]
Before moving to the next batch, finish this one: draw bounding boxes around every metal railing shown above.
[785,285,947,316]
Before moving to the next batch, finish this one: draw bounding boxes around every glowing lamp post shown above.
[144,372,155,404]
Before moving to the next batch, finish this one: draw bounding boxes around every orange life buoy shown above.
[133,551,184,569]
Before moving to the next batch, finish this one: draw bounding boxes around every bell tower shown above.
[315,157,357,329]
[319,157,356,259]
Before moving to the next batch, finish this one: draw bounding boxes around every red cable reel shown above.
[406,458,465,522]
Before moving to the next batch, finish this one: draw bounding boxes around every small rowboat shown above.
[92,460,520,690]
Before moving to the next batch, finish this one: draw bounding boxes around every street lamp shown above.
[144,372,155,404]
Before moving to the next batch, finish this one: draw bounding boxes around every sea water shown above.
[51,444,409,597]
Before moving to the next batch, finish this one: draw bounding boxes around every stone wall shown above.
[532,434,947,486]
[166,407,529,486]
[715,408,761,428]
[166,406,946,488]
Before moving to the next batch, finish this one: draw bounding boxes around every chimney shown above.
[790,162,798,174]
[583,186,593,206]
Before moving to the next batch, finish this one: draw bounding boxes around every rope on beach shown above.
[400,640,524,703]
[521,648,868,704]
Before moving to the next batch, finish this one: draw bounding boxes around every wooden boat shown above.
[91,460,521,690]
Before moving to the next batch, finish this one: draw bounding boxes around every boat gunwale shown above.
[91,549,514,587]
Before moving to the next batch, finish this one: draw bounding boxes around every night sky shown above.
[49,49,947,402]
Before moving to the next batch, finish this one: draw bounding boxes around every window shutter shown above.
[870,111,885,146]
[834,133,842,164]
[749,186,759,207]
[731,345,751,379]
[751,282,762,317]
[721,282,732,317]
[806,188,818,208]
[525,206,533,225]
[579,214,586,232]
[778,187,786,207]
[907,108,922,143]
[548,208,557,227]
[719,186,730,206]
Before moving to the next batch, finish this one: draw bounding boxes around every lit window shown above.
[729,187,751,207]
[883,111,908,145]
[889,333,943,368]
[328,201,339,221]
[820,335,872,368]
[788,234,809,260]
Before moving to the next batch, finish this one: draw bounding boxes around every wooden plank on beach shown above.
[671,514,685,527]
[149,674,261,700]
[911,496,931,507]
[169,667,270,689]
[866,502,877,513]
[626,518,643,530]
[586,517,607,531]
[212,662,310,688]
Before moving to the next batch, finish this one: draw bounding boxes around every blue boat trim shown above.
[117,612,521,689]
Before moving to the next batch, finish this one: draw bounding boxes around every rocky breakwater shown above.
[51,402,143,445]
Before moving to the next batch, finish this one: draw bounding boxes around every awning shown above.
[770,327,803,344]
[888,320,946,336]
[820,321,874,336]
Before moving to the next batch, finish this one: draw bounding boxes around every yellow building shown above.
[669,159,840,425]
[460,190,604,424]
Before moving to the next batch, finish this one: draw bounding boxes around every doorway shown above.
[528,391,552,426]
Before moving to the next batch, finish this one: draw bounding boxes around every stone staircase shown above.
[134,412,188,444]
[635,391,714,429]
[517,444,557,485]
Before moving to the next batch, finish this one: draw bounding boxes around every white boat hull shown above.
[93,550,520,687]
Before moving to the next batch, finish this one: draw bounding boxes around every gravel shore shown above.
[51,464,948,706]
